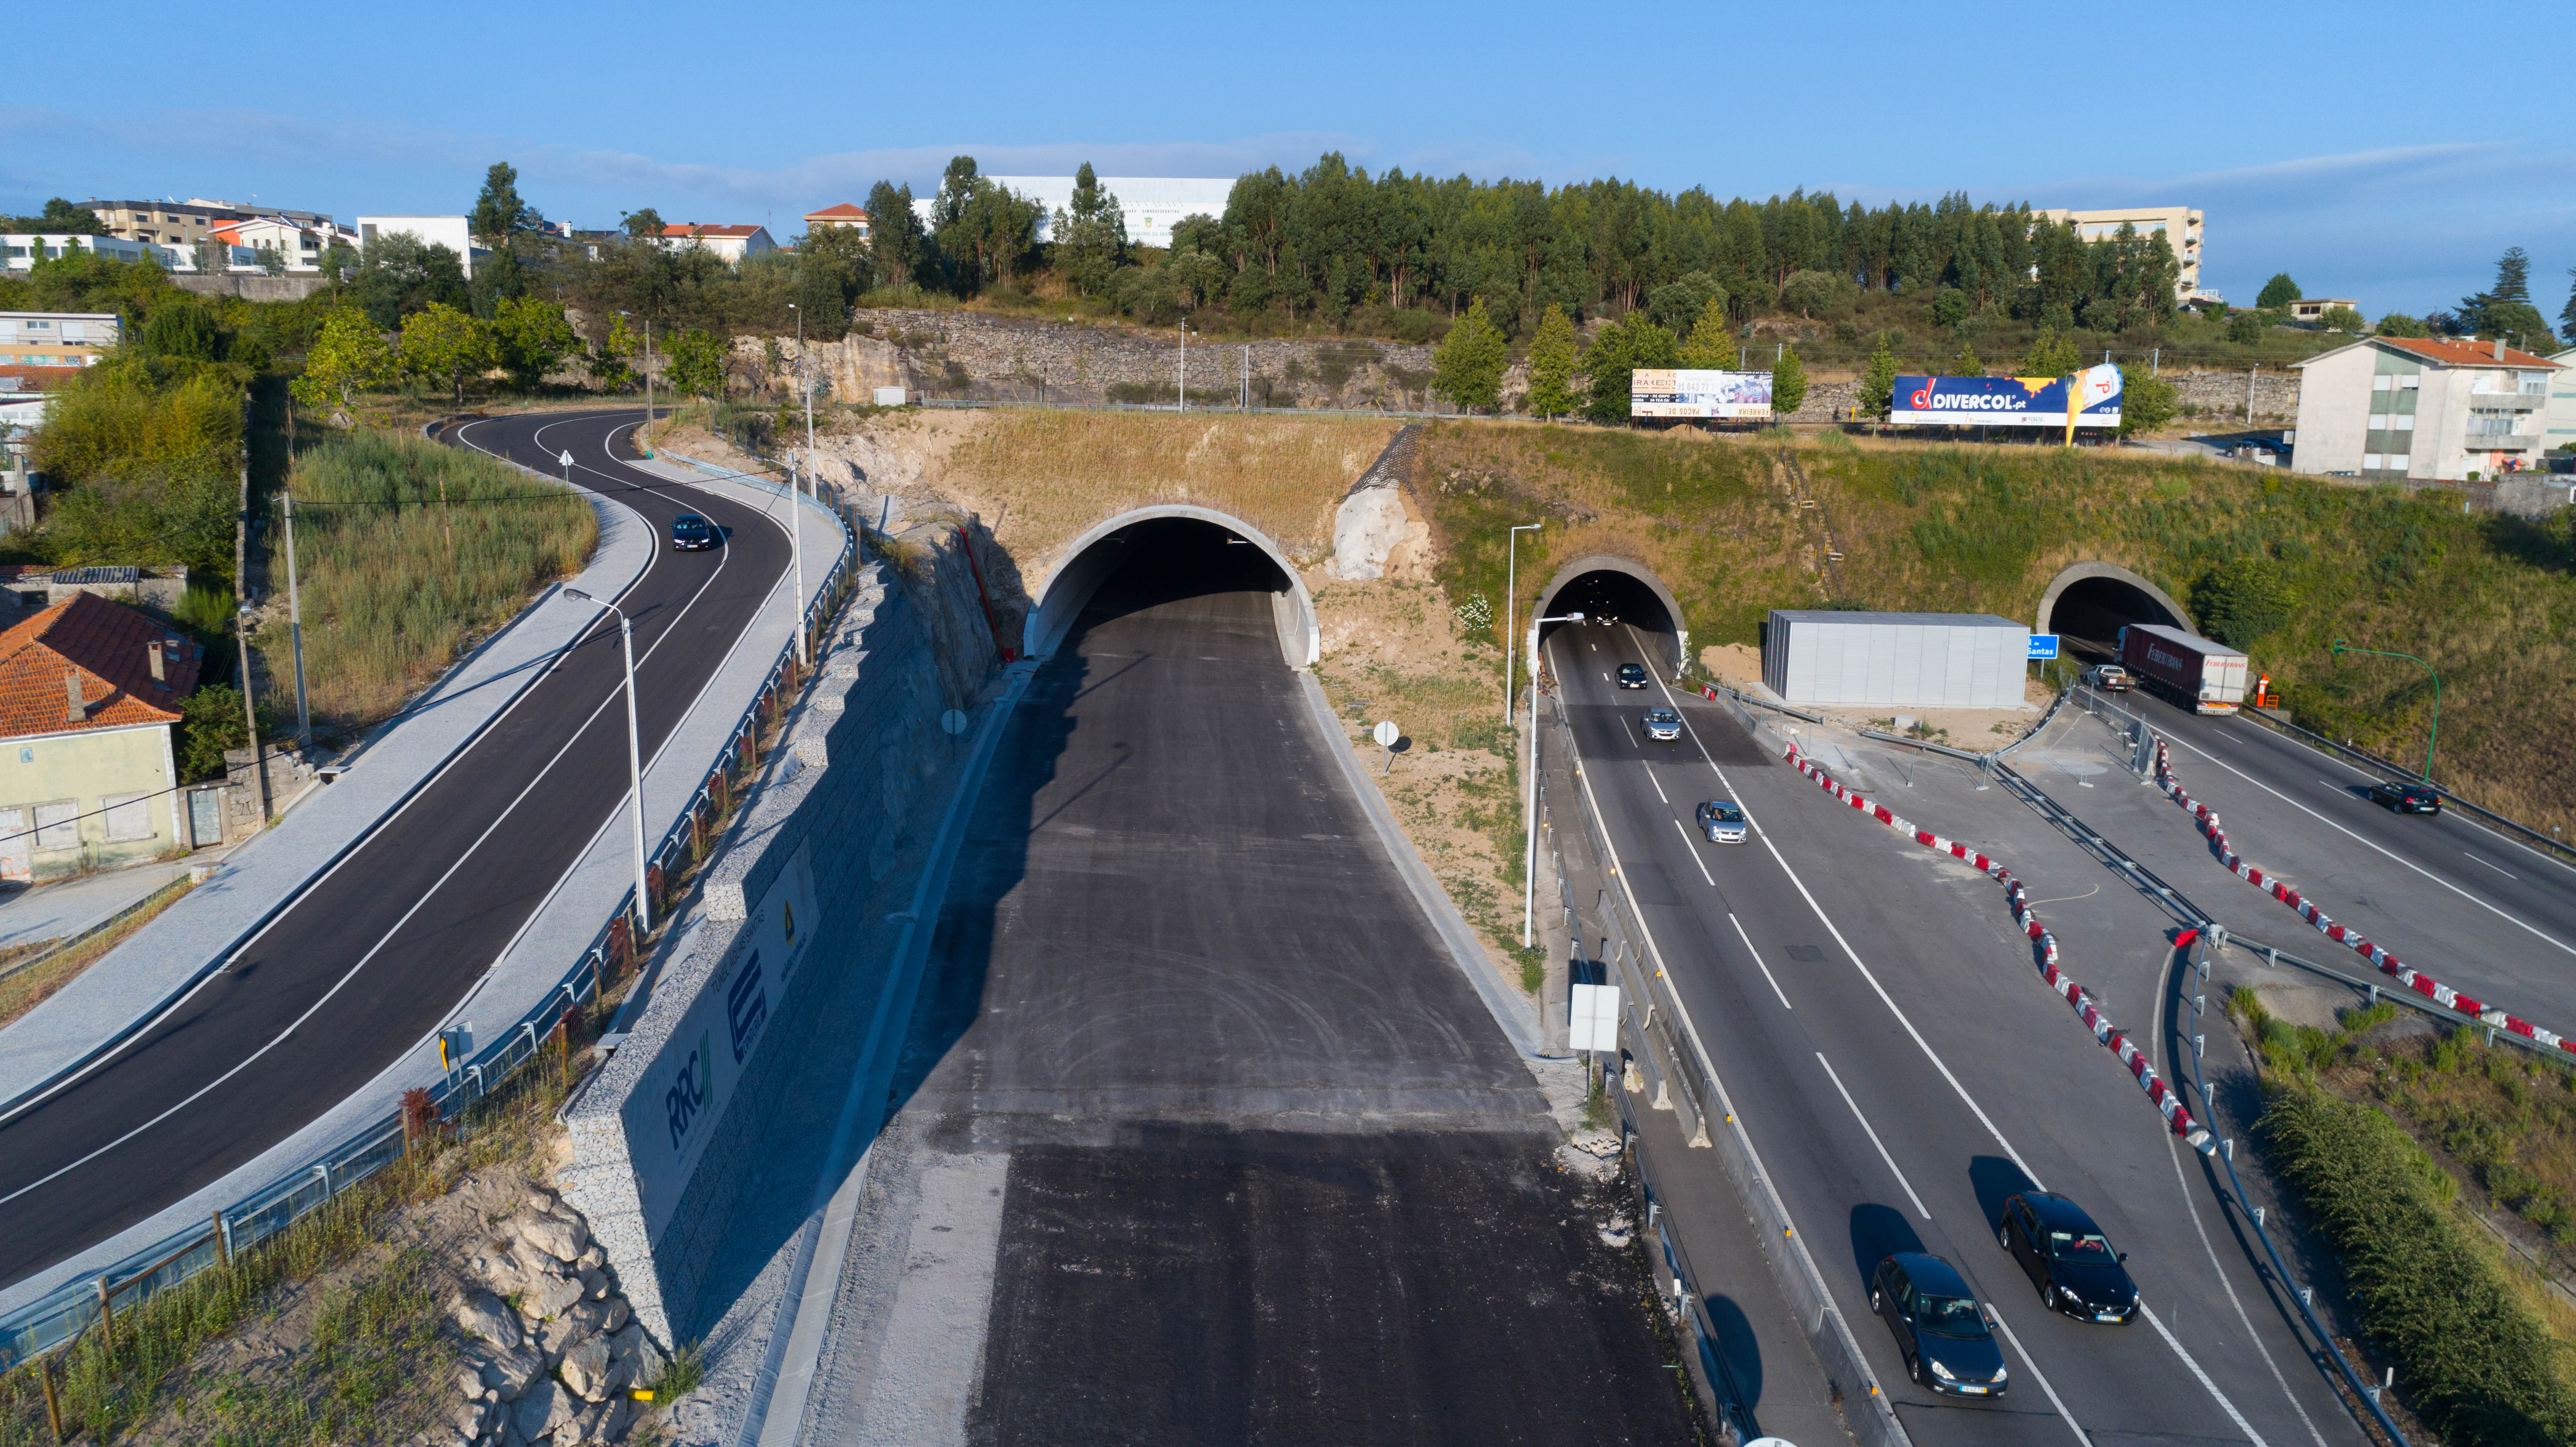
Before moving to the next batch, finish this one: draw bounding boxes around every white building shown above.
[802,204,870,240]
[1,234,173,273]
[984,177,1235,249]
[2546,347,2576,461]
[2290,336,2563,481]
[655,224,776,265]
[2037,206,2205,303]
[356,215,478,278]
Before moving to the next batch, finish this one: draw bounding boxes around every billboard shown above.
[1630,369,1775,419]
[1889,364,2122,428]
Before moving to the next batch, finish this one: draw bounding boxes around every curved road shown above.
[0,410,791,1290]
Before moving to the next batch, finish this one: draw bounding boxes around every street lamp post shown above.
[785,304,808,666]
[565,589,653,933]
[1178,317,1189,411]
[2331,639,2443,782]
[1503,522,1542,723]
[1523,611,1585,945]
[619,311,654,457]
[280,492,311,747]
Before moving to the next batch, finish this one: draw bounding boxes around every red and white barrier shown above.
[2150,741,2567,1053]
[1783,744,2213,1148]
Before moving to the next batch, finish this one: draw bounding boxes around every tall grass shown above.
[268,431,596,730]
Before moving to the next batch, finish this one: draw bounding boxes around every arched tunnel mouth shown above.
[2044,575,2187,658]
[1065,516,1293,642]
[1537,568,1681,669]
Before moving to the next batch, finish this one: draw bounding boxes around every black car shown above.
[2367,779,2441,814]
[670,513,718,551]
[1871,1253,2008,1397]
[1998,1192,2138,1323]
[1617,663,1647,689]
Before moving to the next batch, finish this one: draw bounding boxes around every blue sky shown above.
[8,0,2571,325]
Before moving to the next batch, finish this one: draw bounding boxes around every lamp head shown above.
[563,587,594,604]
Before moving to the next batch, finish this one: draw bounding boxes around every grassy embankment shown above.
[264,430,596,734]
[1414,424,2576,833]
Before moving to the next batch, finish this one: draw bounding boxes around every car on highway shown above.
[1997,1192,2138,1323]
[1643,708,1682,741]
[670,513,718,550]
[1870,1253,2007,1397]
[1617,663,1648,689]
[1694,799,1748,843]
[2084,663,2133,691]
[2367,779,2442,814]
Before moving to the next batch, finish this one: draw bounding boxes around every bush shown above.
[2260,1085,2576,1446]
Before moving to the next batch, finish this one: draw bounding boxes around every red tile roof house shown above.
[654,223,777,266]
[0,592,204,881]
[802,204,872,240]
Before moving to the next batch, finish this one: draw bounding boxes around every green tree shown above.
[2458,247,2554,345]
[1054,162,1128,298]
[1,198,107,234]
[864,181,925,291]
[1675,297,1738,370]
[2316,305,2364,333]
[1523,304,1579,419]
[588,313,637,389]
[2227,312,2266,345]
[620,207,666,243]
[177,683,249,782]
[2019,326,2082,378]
[469,162,538,250]
[1431,297,1509,413]
[664,326,729,398]
[2116,367,2179,440]
[1580,312,1678,423]
[139,305,223,362]
[290,308,395,413]
[399,303,493,406]
[1771,345,1808,418]
[487,295,578,389]
[1852,335,1899,423]
[2256,273,2302,309]
[1778,269,1849,319]
[2562,264,2576,346]
[1949,339,1984,376]
[1646,271,1725,333]
[2375,313,2429,338]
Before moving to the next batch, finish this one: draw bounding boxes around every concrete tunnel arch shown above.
[2035,562,2191,650]
[1023,506,1320,669]
[1532,556,1690,674]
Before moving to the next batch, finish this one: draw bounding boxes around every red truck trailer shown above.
[2117,625,2249,714]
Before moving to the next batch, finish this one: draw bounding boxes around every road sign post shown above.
[1373,718,1399,774]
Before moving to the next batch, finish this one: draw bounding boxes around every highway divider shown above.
[0,471,857,1374]
[1780,741,2216,1152]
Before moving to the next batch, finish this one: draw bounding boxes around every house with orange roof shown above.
[802,204,871,241]
[655,223,776,266]
[0,592,204,880]
[2291,335,2564,481]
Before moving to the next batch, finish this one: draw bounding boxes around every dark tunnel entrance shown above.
[1027,510,1315,667]
[1534,563,1685,677]
[2040,569,2189,659]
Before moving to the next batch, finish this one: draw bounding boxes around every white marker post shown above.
[1374,718,1399,774]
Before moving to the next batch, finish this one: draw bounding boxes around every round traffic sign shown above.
[941,708,970,736]
[1372,720,1399,748]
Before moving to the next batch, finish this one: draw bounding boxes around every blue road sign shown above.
[2028,633,2061,660]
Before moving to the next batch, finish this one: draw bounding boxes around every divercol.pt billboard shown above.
[1631,369,1775,419]
[1890,364,2122,428]
[627,839,819,1235]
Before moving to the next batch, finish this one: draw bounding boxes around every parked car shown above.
[1617,663,1648,689]
[2084,663,2132,691]
[1695,799,1748,844]
[2368,779,2442,814]
[1997,1192,2138,1323]
[669,513,719,551]
[1870,1253,2008,1397]
[1643,708,1682,741]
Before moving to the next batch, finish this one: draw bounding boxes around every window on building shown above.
[102,792,153,842]
[33,799,78,850]
[2400,376,2419,390]
[2363,453,2384,471]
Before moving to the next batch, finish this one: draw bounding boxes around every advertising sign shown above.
[627,839,819,1234]
[1631,369,1775,419]
[1889,364,2122,428]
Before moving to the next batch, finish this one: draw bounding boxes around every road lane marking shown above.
[1621,717,1639,748]
[2466,851,2518,880]
[1816,1053,1930,1219]
[2158,727,2576,961]
[1728,912,1792,1010]
[1644,765,1669,803]
[1673,819,1716,887]
[1985,1306,2092,1447]
[2144,1302,2270,1447]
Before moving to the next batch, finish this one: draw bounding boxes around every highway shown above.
[1544,616,2367,1447]
[0,409,792,1290]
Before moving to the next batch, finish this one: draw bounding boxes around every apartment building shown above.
[0,312,121,368]
[1,234,170,273]
[2547,347,2576,461]
[2290,336,2562,481]
[87,198,335,247]
[355,216,479,278]
[2037,206,2205,302]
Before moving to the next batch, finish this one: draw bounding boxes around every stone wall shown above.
[2170,367,2301,425]
[172,274,331,302]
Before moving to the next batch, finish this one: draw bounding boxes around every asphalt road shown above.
[802,524,1701,1445]
[0,409,792,1290]
[1544,617,2368,1447]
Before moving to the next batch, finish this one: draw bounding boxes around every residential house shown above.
[655,224,776,265]
[0,312,120,367]
[2290,336,2562,481]
[355,215,480,278]
[89,197,335,246]
[210,215,349,274]
[0,566,191,617]
[984,177,1237,249]
[802,204,871,240]
[0,593,203,880]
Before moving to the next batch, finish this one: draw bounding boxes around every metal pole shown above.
[1524,625,1539,946]
[236,604,269,817]
[568,589,654,933]
[1503,522,1541,724]
[1179,319,1187,411]
[281,492,309,746]
[2332,639,2442,781]
[643,320,654,454]
[788,305,808,666]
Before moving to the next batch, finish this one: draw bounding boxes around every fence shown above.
[0,461,857,1375]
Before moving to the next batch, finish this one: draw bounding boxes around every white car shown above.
[1643,708,1682,741]
[2084,664,2133,692]
[1695,800,1748,843]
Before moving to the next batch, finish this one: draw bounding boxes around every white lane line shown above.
[1644,764,1670,803]
[2145,1302,2270,1447]
[1986,1306,2092,1447]
[2466,851,2518,880]
[1621,717,1640,748]
[2158,727,2576,960]
[1673,818,1717,887]
[1728,912,1793,1010]
[1816,1053,1932,1219]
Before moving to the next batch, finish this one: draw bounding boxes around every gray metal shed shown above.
[1762,610,2031,708]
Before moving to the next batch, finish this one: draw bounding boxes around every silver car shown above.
[1643,708,1682,741]
[1695,799,1748,843]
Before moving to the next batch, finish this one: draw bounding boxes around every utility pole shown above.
[2246,364,2257,424]
[787,304,809,666]
[1178,317,1188,411]
[1241,345,1249,410]
[280,492,310,746]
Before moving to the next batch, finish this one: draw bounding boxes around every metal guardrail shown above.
[0,457,858,1374]
[2236,706,2576,867]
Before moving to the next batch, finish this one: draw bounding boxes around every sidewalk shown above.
[0,476,845,1315]
[0,863,190,955]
